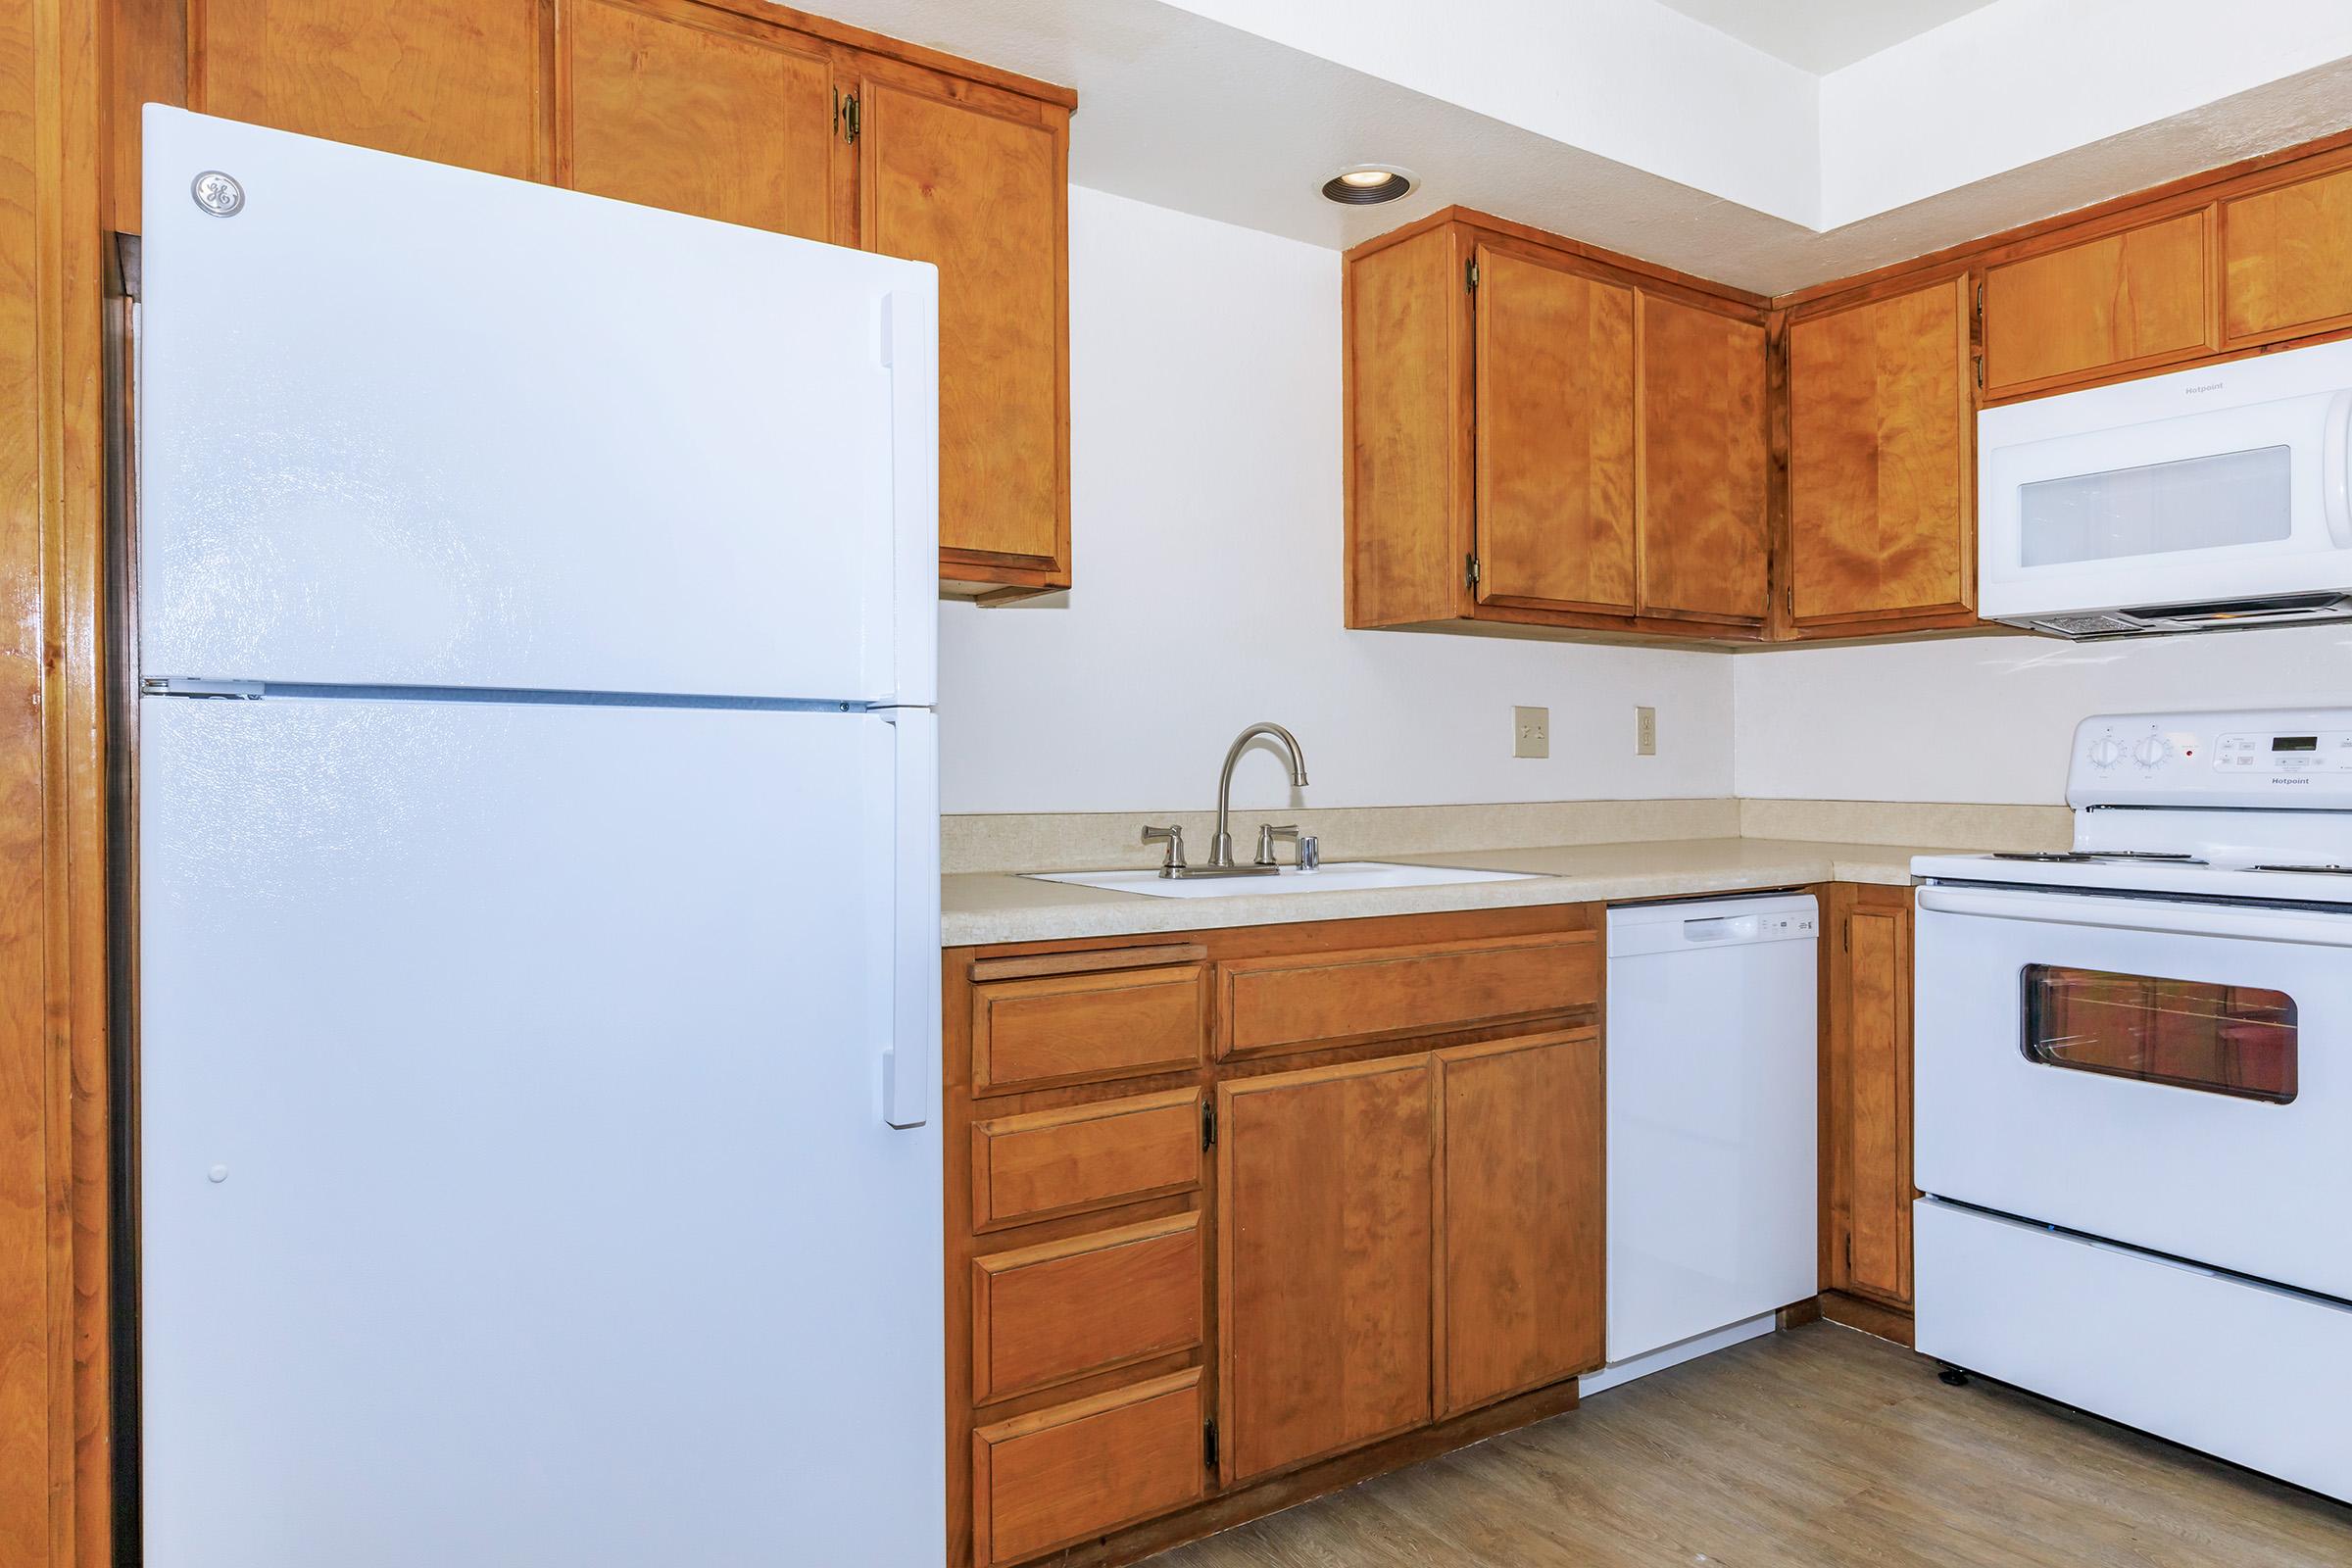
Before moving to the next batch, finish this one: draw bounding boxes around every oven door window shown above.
[2023,965,2298,1103]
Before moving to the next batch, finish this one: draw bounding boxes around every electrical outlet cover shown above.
[1513,706,1549,760]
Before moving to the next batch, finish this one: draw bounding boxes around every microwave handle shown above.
[2327,389,2352,549]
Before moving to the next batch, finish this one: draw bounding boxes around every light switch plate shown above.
[1636,706,1657,756]
[1514,706,1549,759]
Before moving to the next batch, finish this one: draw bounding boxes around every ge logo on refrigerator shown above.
[190,171,244,217]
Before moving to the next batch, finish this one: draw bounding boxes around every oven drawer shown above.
[1916,1199,2351,1503]
[1913,885,2352,1300]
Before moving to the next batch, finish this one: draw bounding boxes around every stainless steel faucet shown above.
[1209,722,1307,870]
[1140,722,1312,879]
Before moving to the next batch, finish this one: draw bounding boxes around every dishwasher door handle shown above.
[1681,914,1756,944]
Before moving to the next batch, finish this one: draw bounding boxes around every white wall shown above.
[1734,627,2352,805]
[937,188,1735,816]
[1819,0,2352,226]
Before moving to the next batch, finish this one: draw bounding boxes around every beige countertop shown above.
[944,835,1947,947]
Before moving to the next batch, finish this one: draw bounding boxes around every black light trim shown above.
[1321,170,1413,205]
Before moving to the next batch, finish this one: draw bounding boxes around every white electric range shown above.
[1910,708,2352,1504]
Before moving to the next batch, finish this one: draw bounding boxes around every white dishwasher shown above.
[1598,893,1818,1389]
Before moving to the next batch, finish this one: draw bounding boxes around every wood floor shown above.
[1150,1323,2352,1567]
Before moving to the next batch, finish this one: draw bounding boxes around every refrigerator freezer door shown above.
[139,696,942,1565]
[139,107,938,705]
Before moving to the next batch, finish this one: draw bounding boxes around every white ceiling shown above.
[805,0,2352,293]
[1654,0,2001,73]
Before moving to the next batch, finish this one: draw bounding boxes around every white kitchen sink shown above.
[1025,860,1543,900]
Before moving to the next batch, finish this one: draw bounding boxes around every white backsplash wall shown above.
[1735,626,2352,805]
[938,187,1734,816]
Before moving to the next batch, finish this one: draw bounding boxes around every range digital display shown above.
[2273,736,2320,753]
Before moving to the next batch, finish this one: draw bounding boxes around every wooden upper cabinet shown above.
[1218,1055,1434,1485]
[1636,295,1767,625]
[1787,277,1975,632]
[2223,162,2352,347]
[1343,213,1767,644]
[558,0,844,241]
[191,0,548,178]
[113,0,1077,597]
[1473,244,1639,613]
[864,68,1071,595]
[1436,1032,1604,1415]
[1983,209,2215,395]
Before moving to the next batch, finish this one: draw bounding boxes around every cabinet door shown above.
[1788,278,1973,631]
[2224,163,2352,346]
[1218,1055,1433,1484]
[1437,1032,1603,1415]
[863,68,1070,588]
[192,0,547,178]
[1983,210,2214,395]
[1637,295,1767,625]
[559,0,843,241]
[1827,886,1914,1307]
[1473,245,1638,613]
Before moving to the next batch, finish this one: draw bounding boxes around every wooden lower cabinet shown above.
[1437,1031,1605,1413]
[971,1370,1207,1567]
[1218,1055,1436,1483]
[1820,883,1916,1319]
[946,905,1605,1567]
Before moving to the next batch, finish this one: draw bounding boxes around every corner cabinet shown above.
[1346,211,1771,643]
[106,0,1074,598]
[945,907,1605,1568]
[1783,276,1979,637]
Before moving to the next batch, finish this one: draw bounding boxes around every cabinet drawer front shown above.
[972,1213,1202,1402]
[972,1369,1205,1566]
[972,963,1205,1093]
[971,1089,1204,1231]
[1219,932,1597,1058]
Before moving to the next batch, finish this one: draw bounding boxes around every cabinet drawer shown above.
[971,1089,1204,1231]
[971,961,1206,1094]
[1218,931,1598,1059]
[972,1213,1202,1402]
[971,1369,1205,1567]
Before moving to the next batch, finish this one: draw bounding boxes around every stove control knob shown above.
[2086,737,2124,768]
[2133,734,2172,767]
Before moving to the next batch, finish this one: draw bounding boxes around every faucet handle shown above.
[1255,824,1300,867]
[1142,824,1188,875]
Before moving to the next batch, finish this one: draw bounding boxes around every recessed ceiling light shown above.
[1322,166,1414,205]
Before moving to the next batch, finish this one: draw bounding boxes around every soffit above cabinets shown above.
[802,0,2352,293]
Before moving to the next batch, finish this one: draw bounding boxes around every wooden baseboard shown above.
[1776,1297,1825,1330]
[1817,1290,1915,1348]
[1029,1379,1584,1567]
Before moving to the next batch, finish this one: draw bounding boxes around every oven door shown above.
[1915,883,2352,1300]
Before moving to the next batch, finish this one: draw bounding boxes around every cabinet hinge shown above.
[836,89,861,143]
[1465,554,1482,590]
[1203,1420,1220,1472]
[1974,355,1984,389]
[1201,1102,1217,1150]
[1784,584,1793,618]
[1842,919,1851,955]
[1975,281,1984,320]
[1466,258,1480,293]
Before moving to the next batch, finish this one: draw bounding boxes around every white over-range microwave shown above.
[1979,336,2352,637]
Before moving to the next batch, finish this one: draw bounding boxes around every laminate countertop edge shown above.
[942,836,1942,947]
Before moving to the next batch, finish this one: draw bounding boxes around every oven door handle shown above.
[1919,888,2352,950]
[1916,885,2352,947]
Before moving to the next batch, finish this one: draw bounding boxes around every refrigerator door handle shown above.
[876,709,939,1129]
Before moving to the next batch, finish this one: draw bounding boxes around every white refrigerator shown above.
[133,108,943,1565]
